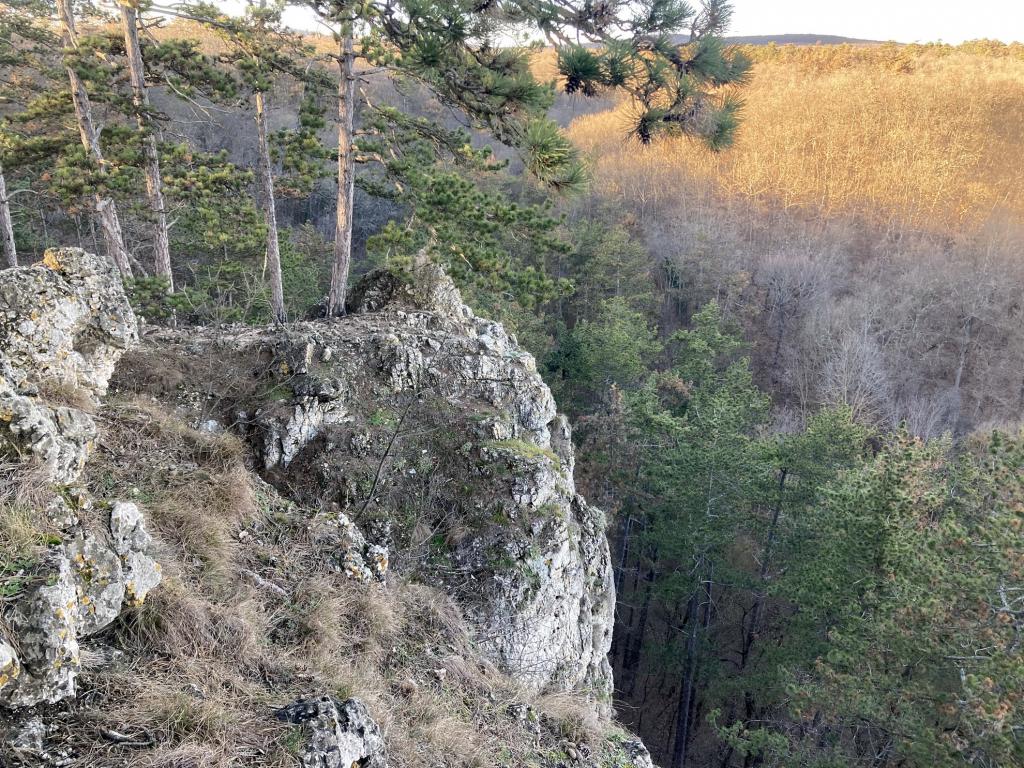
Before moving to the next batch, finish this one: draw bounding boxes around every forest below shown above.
[2,2,1024,766]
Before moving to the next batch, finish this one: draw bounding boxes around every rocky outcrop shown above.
[0,247,137,481]
[0,249,160,710]
[140,265,616,702]
[0,250,656,766]
[276,696,387,768]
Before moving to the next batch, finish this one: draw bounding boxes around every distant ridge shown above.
[721,33,889,46]
[578,33,894,51]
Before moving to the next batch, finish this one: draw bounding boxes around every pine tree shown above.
[614,302,769,767]
[359,107,570,308]
[0,0,32,268]
[1,0,79,265]
[185,0,322,323]
[774,430,1024,767]
[304,0,746,315]
[551,0,749,145]
[0,160,15,267]
[56,0,133,277]
[116,0,172,288]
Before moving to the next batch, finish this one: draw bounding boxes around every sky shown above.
[275,0,1024,44]
[726,0,1024,44]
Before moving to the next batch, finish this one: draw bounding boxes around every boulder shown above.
[276,696,387,768]
[0,503,161,708]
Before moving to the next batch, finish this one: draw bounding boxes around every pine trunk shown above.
[327,33,356,317]
[57,0,132,278]
[255,90,286,323]
[623,563,656,695]
[672,571,714,768]
[119,2,172,289]
[671,592,700,768]
[0,162,16,268]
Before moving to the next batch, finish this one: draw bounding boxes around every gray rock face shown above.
[110,501,162,606]
[0,503,162,708]
[0,247,137,482]
[143,266,615,702]
[307,507,390,583]
[0,249,160,710]
[618,737,657,768]
[276,696,387,768]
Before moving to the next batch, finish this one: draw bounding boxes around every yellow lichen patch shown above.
[0,657,20,688]
[42,250,64,271]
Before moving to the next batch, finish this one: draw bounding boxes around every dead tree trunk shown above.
[672,591,700,768]
[57,0,132,278]
[255,88,286,323]
[672,567,714,768]
[119,2,172,289]
[326,32,356,317]
[0,163,16,268]
[740,469,787,672]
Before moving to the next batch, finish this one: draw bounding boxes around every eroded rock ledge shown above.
[0,248,137,482]
[132,265,616,703]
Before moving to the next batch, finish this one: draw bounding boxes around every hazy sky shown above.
[277,0,1024,44]
[727,0,1024,44]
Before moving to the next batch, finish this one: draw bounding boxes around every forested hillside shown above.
[559,40,1024,767]
[1,2,1023,766]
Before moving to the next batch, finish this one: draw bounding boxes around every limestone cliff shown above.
[0,252,652,768]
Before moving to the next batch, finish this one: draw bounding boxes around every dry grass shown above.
[88,397,254,587]
[568,46,1024,236]
[34,376,97,412]
[0,459,55,509]
[534,691,604,744]
[27,393,619,768]
[0,461,61,612]
[0,504,51,564]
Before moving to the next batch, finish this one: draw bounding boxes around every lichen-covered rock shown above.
[626,739,656,768]
[0,555,80,708]
[136,266,615,702]
[0,641,19,692]
[306,507,389,583]
[345,265,470,320]
[276,696,387,768]
[0,247,136,482]
[0,503,161,708]
[611,737,657,768]
[0,379,98,483]
[110,501,162,604]
[0,247,136,396]
[66,533,126,636]
[261,397,350,470]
